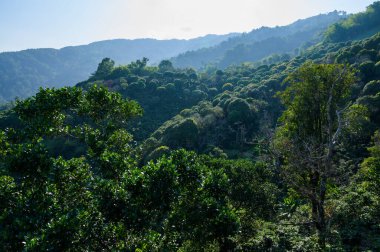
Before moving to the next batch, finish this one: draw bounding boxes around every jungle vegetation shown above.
[1,2,380,251]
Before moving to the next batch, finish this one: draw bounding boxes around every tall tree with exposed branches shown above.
[274,62,358,248]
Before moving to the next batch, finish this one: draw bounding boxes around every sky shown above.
[0,0,376,52]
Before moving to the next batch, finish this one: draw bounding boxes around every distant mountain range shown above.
[0,34,237,102]
[0,11,346,102]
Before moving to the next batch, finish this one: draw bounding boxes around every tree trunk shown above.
[310,171,327,249]
[317,176,327,249]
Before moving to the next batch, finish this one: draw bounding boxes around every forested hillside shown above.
[0,34,236,102]
[171,11,345,69]
[1,1,380,251]
[325,1,380,42]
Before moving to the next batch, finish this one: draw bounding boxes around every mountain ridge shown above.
[0,33,237,102]
[171,11,346,69]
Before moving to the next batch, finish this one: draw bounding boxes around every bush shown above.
[222,83,234,91]
[146,146,170,161]
[226,98,253,124]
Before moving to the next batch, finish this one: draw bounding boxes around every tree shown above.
[274,62,357,248]
[129,57,149,75]
[158,60,174,72]
[0,86,142,250]
[91,58,115,80]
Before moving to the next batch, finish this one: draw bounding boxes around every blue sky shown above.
[0,0,376,52]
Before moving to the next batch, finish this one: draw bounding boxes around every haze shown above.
[0,0,375,52]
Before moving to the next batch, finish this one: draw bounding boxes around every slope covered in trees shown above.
[62,29,380,162]
[0,34,237,102]
[325,1,380,42]
[171,11,345,69]
[137,32,379,161]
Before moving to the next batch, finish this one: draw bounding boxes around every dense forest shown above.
[1,1,380,251]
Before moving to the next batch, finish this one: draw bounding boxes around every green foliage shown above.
[76,58,219,142]
[226,98,256,125]
[361,130,380,194]
[332,186,380,251]
[13,85,142,140]
[2,8,380,249]
[145,145,170,161]
[278,62,356,142]
[324,134,380,250]
[206,146,228,159]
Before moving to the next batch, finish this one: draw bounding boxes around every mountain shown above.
[171,11,346,69]
[0,33,237,102]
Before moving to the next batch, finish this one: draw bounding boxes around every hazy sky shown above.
[0,0,375,52]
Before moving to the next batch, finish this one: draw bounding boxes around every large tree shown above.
[274,62,358,248]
